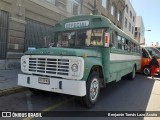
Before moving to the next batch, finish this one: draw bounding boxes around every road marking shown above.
[23,97,74,120]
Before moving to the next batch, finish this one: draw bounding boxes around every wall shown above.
[0,0,85,69]
[123,0,136,39]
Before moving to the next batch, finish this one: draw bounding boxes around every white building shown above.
[134,16,145,44]
[123,0,136,39]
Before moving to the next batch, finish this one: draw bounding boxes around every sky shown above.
[130,0,160,46]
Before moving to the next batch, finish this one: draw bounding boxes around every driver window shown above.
[77,31,87,46]
[92,29,103,46]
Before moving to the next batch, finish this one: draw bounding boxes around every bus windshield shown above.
[53,28,105,48]
[145,47,160,58]
[156,47,160,51]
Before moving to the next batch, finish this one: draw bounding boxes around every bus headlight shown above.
[69,58,84,80]
[22,59,27,68]
[71,64,78,72]
[21,58,28,72]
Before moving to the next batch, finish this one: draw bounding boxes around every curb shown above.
[0,87,28,97]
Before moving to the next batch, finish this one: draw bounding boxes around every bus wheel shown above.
[128,66,136,80]
[143,66,150,76]
[81,72,100,108]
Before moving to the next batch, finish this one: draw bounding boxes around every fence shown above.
[0,10,9,58]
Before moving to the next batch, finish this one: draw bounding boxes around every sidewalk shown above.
[144,77,160,120]
[0,69,27,96]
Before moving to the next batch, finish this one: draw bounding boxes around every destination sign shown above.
[65,20,89,29]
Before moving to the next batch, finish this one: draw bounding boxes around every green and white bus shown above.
[18,15,141,108]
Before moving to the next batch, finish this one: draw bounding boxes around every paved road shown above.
[0,74,160,120]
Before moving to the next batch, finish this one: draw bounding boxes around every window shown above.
[54,29,104,48]
[46,0,55,5]
[135,27,137,31]
[125,18,127,28]
[133,16,135,22]
[129,22,131,31]
[130,11,132,18]
[126,5,128,13]
[117,35,122,49]
[117,11,122,21]
[134,32,138,38]
[25,19,54,51]
[73,2,79,15]
[102,0,106,8]
[122,38,125,50]
[132,26,134,34]
[111,31,118,48]
[142,48,149,58]
[125,39,130,51]
[111,5,115,16]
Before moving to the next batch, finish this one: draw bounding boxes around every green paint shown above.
[24,15,141,85]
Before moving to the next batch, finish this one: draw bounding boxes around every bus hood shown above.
[25,47,101,57]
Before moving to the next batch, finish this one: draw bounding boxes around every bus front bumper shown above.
[18,74,86,96]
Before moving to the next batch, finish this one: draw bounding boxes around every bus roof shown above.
[54,15,139,45]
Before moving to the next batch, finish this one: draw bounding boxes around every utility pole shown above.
[93,0,98,15]
[88,0,98,15]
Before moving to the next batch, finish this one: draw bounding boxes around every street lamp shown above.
[142,29,151,33]
[141,29,151,34]
[140,29,151,45]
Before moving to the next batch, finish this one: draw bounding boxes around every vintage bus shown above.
[18,15,141,108]
[141,46,160,75]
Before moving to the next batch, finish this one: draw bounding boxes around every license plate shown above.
[38,77,50,84]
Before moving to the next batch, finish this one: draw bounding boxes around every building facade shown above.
[134,16,145,44]
[100,0,125,29]
[122,0,136,39]
[0,0,94,69]
[0,0,135,69]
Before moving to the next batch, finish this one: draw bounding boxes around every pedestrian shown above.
[149,56,159,79]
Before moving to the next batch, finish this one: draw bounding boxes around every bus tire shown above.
[143,66,150,76]
[128,66,136,80]
[81,71,100,108]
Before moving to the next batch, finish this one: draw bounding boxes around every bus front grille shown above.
[29,57,69,76]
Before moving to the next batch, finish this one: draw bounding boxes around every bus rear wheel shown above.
[143,66,150,76]
[81,72,100,108]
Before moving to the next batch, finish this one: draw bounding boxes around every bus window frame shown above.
[54,28,107,48]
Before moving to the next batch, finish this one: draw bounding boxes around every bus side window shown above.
[130,42,134,52]
[111,31,118,48]
[142,48,149,58]
[117,35,122,49]
[122,38,125,50]
[125,39,130,51]
[136,45,139,53]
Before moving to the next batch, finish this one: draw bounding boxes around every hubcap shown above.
[90,78,99,101]
[144,68,150,75]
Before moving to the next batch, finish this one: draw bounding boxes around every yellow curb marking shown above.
[23,97,74,120]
